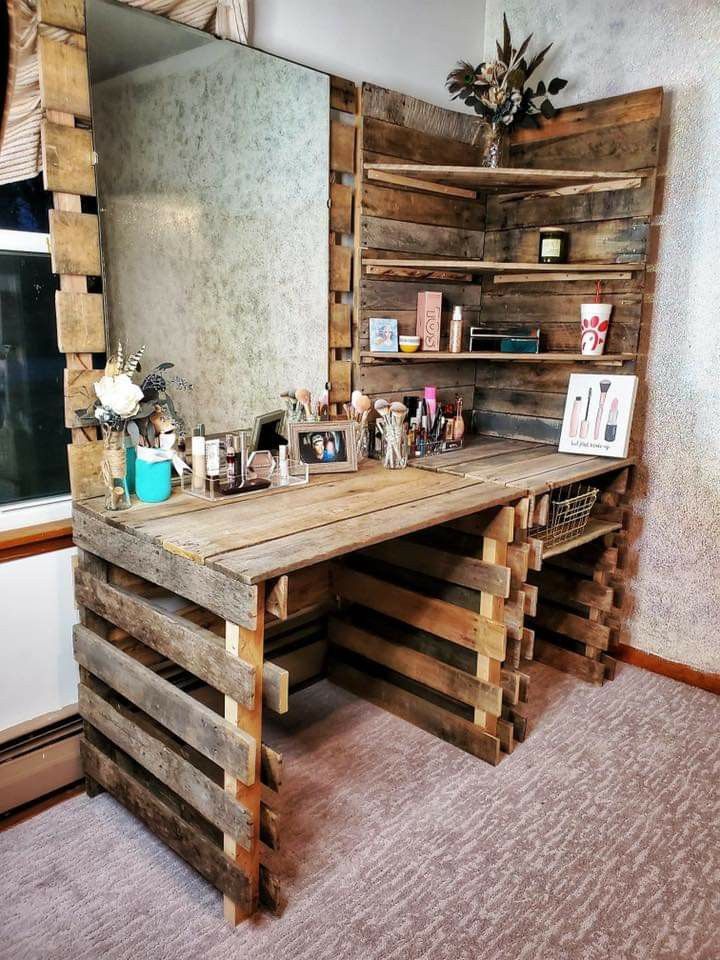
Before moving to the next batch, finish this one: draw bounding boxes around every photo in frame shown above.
[558,374,638,459]
[368,317,399,352]
[288,421,358,473]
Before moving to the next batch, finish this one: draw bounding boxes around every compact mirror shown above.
[86,0,330,435]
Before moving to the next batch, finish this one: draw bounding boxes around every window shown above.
[0,175,69,505]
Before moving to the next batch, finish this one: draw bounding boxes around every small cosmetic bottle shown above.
[225,434,237,484]
[449,306,464,353]
[191,424,206,493]
[206,439,220,480]
[278,444,289,484]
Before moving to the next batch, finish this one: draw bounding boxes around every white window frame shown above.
[0,227,72,528]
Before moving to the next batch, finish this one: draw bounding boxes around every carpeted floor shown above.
[2,661,719,960]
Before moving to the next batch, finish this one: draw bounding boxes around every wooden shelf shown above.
[360,351,635,365]
[363,258,642,276]
[538,519,622,559]
[365,163,645,195]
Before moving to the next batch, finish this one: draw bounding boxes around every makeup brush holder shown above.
[381,424,409,470]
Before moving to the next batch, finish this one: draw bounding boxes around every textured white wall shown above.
[482,0,720,672]
[254,0,486,107]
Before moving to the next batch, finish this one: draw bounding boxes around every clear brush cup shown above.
[381,422,409,469]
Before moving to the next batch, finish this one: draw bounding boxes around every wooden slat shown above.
[361,215,484,259]
[533,637,605,685]
[223,583,265,924]
[330,121,355,173]
[329,660,500,765]
[67,440,105,500]
[329,303,352,348]
[38,36,91,120]
[361,183,484,231]
[332,565,506,660]
[329,618,503,716]
[364,163,646,192]
[483,218,648,265]
[260,802,280,851]
[330,76,356,113]
[260,744,282,792]
[532,567,614,611]
[361,539,510,597]
[56,291,105,353]
[64,369,101,428]
[363,256,642,274]
[262,661,289,714]
[81,740,252,909]
[330,244,352,292]
[74,569,258,707]
[49,210,101,275]
[330,182,353,233]
[38,0,85,31]
[446,505,515,543]
[533,604,610,651]
[78,684,252,847]
[74,624,255,784]
[42,120,95,196]
[72,506,259,628]
[328,358,351,402]
[361,115,478,165]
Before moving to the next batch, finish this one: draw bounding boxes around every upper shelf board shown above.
[364,163,646,195]
[362,258,643,274]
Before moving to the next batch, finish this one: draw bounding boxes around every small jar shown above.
[538,227,568,264]
[449,305,464,353]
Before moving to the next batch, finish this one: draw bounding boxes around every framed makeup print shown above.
[288,421,358,473]
[559,374,638,458]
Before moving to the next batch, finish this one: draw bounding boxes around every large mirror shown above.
[86,0,330,436]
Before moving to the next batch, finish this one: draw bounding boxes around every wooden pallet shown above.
[328,497,533,760]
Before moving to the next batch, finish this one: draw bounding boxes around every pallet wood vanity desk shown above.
[71,459,534,924]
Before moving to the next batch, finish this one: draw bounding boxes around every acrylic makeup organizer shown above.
[181,457,309,502]
[531,482,599,548]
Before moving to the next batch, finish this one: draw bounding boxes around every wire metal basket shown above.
[531,483,599,548]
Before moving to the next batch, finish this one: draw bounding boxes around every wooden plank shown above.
[330,121,355,174]
[361,278,483,310]
[259,865,282,914]
[74,624,255,784]
[81,740,252,909]
[42,120,95,196]
[212,480,515,584]
[330,182,353,233]
[329,303,352,348]
[265,576,288,620]
[361,539,510,597]
[260,802,280,851]
[38,35,91,120]
[472,410,561,445]
[64,369,102,428]
[531,567,614,611]
[361,83,477,143]
[329,359,351,402]
[38,0,85,30]
[484,218,649,265]
[329,618,503,716]
[329,660,500,765]
[533,604,610,651]
[330,76,356,113]
[533,637,605,685]
[361,115,478,166]
[56,291,105,353]
[332,565,506,660]
[540,519,622,558]
[362,183,484,231]
[74,569,257,707]
[366,167,477,200]
[49,210,101,276]
[365,163,646,191]
[330,244,352,292]
[78,684,252,847]
[67,440,105,500]
[260,744,282,792]
[446,505,515,543]
[262,661,289,715]
[72,506,259,628]
[223,583,265,924]
[361,215,484,259]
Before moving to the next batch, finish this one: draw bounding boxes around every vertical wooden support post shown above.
[475,534,507,736]
[75,547,107,798]
[223,582,265,925]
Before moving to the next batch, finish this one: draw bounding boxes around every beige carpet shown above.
[2,662,719,960]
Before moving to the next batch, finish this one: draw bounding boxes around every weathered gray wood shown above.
[361,84,479,144]
[360,538,510,598]
[260,743,283,792]
[74,569,257,707]
[73,624,255,784]
[78,684,253,847]
[361,215,484,258]
[81,740,252,909]
[262,661,289,714]
[472,410,562,445]
[533,636,605,685]
[72,505,258,628]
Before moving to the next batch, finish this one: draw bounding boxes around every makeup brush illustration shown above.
[594,379,611,440]
[579,387,592,439]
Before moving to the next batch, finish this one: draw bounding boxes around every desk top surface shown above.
[74,438,632,584]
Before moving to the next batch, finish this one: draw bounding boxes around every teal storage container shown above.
[125,445,137,494]
[135,457,172,503]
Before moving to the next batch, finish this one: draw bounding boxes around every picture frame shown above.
[558,373,638,459]
[250,408,286,451]
[287,420,358,473]
[368,317,399,353]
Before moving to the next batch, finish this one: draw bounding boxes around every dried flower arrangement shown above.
[76,343,192,510]
[446,13,567,166]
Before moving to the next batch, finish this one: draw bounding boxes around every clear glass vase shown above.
[480,122,510,168]
[101,424,131,511]
[382,424,409,470]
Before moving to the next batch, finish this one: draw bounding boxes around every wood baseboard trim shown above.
[614,643,720,696]
[0,520,73,563]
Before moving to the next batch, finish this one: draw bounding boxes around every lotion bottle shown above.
[191,424,206,493]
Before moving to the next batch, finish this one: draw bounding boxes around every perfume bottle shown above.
[225,434,237,484]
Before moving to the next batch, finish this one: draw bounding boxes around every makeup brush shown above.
[579,387,592,439]
[594,379,611,440]
[354,394,372,416]
[295,387,312,421]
